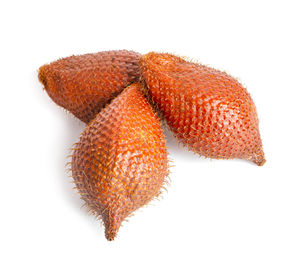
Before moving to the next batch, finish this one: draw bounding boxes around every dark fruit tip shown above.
[105,229,117,241]
[104,215,122,242]
[38,66,47,87]
[256,158,266,166]
[250,151,266,166]
[38,65,54,95]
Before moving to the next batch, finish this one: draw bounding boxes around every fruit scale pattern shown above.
[72,83,168,241]
[39,50,141,123]
[140,52,265,166]
[39,50,265,240]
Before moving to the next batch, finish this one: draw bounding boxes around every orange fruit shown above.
[39,50,141,123]
[72,82,169,240]
[140,52,265,165]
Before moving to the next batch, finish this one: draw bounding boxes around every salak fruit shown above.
[38,50,141,123]
[140,52,265,165]
[71,82,169,240]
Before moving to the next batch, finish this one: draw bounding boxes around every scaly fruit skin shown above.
[140,52,265,165]
[72,82,168,240]
[38,50,141,123]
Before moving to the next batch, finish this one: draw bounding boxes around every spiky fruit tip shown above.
[250,151,266,166]
[105,226,118,241]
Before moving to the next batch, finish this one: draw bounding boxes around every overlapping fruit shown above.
[39,50,265,240]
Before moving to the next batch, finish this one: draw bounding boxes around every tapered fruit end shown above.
[38,65,59,99]
[38,66,49,89]
[105,229,117,241]
[104,215,122,241]
[38,66,47,88]
[249,150,266,166]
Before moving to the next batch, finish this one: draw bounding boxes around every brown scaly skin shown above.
[38,50,141,123]
[140,52,265,166]
[72,82,169,240]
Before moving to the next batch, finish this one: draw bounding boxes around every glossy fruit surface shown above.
[39,50,141,123]
[72,82,169,240]
[140,52,265,165]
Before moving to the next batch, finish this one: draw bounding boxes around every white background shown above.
[1,0,299,263]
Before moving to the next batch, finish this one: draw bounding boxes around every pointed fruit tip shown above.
[38,66,46,85]
[250,151,266,166]
[105,230,117,241]
[38,66,52,94]
[256,158,266,166]
[104,215,122,242]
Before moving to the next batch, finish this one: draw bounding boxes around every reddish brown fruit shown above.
[140,52,265,165]
[71,82,169,240]
[38,50,141,123]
